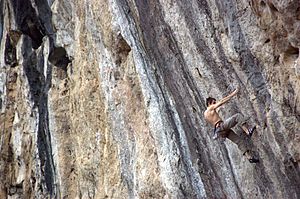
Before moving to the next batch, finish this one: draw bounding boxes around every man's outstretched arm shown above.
[211,88,239,109]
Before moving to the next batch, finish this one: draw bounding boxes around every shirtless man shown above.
[204,88,259,163]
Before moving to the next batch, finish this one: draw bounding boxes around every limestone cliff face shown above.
[0,0,299,198]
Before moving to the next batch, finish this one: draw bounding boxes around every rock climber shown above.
[204,87,259,163]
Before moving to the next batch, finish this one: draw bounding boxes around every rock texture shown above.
[0,0,299,198]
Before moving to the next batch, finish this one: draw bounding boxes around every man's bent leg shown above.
[226,129,248,154]
[226,129,259,163]
[222,113,254,136]
[222,113,246,130]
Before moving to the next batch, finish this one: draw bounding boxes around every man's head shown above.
[206,97,216,107]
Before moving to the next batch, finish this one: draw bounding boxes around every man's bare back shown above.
[204,88,239,127]
[204,106,222,126]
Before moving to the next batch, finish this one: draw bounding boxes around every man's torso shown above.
[204,108,222,126]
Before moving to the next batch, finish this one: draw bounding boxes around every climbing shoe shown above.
[248,157,259,163]
[248,126,256,138]
[244,150,259,163]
